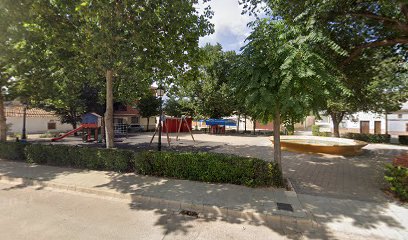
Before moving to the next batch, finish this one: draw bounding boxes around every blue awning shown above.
[204,119,236,126]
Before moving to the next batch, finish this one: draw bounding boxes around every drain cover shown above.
[277,202,294,212]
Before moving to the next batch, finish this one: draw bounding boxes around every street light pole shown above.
[158,94,162,151]
[156,86,164,151]
[22,103,27,141]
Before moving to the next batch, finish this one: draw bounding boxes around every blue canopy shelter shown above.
[205,119,236,126]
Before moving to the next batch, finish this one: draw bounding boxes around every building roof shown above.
[5,106,56,118]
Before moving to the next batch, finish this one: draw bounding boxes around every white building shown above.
[316,101,408,136]
[387,102,408,136]
[5,101,73,135]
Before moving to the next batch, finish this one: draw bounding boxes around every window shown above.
[131,117,139,124]
[48,122,56,130]
[406,123,408,132]
[398,114,403,119]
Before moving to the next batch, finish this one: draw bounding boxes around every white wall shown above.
[387,113,408,135]
[342,112,385,133]
[6,117,73,134]
[316,112,386,134]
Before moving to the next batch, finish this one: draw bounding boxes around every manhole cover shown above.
[277,202,294,212]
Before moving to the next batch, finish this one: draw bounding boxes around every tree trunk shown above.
[330,112,344,138]
[273,108,282,174]
[72,121,78,136]
[253,119,256,135]
[146,117,150,131]
[105,70,114,148]
[244,115,247,132]
[0,91,7,142]
[237,113,240,133]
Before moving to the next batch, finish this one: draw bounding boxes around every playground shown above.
[31,130,407,202]
[28,111,408,201]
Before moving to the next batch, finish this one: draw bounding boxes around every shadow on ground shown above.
[2,134,407,239]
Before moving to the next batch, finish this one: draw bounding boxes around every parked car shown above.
[128,124,144,133]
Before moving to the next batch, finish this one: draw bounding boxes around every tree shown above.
[242,0,408,63]
[163,97,195,118]
[0,1,32,141]
[176,44,238,119]
[137,95,160,131]
[242,0,408,136]
[6,0,213,148]
[235,19,344,175]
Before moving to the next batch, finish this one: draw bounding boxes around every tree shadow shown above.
[2,136,407,239]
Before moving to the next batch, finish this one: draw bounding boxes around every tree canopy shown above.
[1,0,214,146]
[235,18,346,171]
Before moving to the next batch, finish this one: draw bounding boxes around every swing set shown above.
[149,116,195,147]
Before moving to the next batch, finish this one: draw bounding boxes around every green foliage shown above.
[25,144,133,172]
[241,1,408,137]
[0,142,27,161]
[3,1,214,147]
[343,133,390,143]
[399,136,408,145]
[173,44,239,119]
[235,19,344,125]
[137,95,160,119]
[385,164,408,201]
[312,125,320,136]
[134,151,283,187]
[318,132,332,137]
[163,96,195,118]
[1,142,283,187]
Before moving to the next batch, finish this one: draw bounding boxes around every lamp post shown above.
[21,101,27,142]
[156,86,165,151]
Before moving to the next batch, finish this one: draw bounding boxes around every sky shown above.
[198,0,256,52]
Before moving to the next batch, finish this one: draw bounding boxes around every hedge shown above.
[312,125,320,136]
[25,144,134,172]
[0,142,27,161]
[0,142,283,187]
[399,136,408,145]
[343,132,390,143]
[134,151,283,187]
[385,164,408,201]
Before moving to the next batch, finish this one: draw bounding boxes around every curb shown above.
[0,175,317,231]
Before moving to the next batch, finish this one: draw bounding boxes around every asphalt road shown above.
[0,182,290,240]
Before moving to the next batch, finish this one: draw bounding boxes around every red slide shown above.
[51,126,84,142]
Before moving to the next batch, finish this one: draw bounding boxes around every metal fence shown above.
[114,123,128,138]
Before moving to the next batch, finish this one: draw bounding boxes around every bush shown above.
[25,144,133,172]
[343,132,390,143]
[2,143,283,188]
[0,142,27,161]
[317,132,332,137]
[385,164,408,201]
[399,136,408,145]
[312,125,320,136]
[134,151,283,187]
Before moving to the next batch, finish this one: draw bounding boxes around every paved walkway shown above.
[36,133,408,201]
[0,160,308,226]
[0,159,407,239]
[0,182,292,240]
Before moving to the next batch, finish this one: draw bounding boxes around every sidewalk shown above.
[1,159,407,239]
[0,159,312,231]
